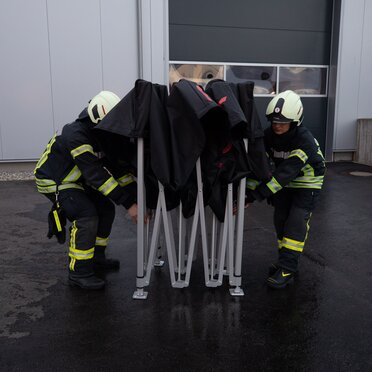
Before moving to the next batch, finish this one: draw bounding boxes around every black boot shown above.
[68,258,105,290]
[93,246,120,271]
[69,272,105,290]
[268,263,279,276]
[267,267,294,289]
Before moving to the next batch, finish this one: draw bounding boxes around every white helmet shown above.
[87,91,120,124]
[266,90,304,126]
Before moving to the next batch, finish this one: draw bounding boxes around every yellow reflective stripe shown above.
[117,174,135,187]
[246,178,260,190]
[98,177,119,196]
[34,133,57,173]
[302,164,315,177]
[288,149,308,163]
[291,175,324,183]
[36,182,84,194]
[304,213,312,242]
[278,239,283,249]
[314,138,325,160]
[69,247,95,260]
[96,236,109,247]
[69,258,76,271]
[63,165,82,183]
[282,237,304,252]
[70,221,77,250]
[287,174,324,189]
[53,210,62,232]
[266,177,282,193]
[70,144,95,159]
[35,178,56,186]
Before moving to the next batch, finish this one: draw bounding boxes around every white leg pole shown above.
[196,159,210,285]
[133,138,148,299]
[229,178,245,296]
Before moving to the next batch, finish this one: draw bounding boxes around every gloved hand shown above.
[47,202,66,244]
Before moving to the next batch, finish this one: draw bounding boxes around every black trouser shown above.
[45,187,115,274]
[271,188,320,272]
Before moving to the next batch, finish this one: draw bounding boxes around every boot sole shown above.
[68,279,105,290]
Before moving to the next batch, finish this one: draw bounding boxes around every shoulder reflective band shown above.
[288,149,308,163]
[117,174,135,187]
[266,177,282,194]
[281,237,304,252]
[98,176,119,196]
[70,144,95,159]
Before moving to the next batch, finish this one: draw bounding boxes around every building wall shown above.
[333,0,372,152]
[0,0,139,161]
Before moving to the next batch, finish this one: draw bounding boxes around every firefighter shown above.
[245,90,325,289]
[34,91,138,290]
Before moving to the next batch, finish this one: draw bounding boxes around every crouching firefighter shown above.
[34,91,138,290]
[245,90,326,289]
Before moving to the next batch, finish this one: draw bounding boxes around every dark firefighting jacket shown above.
[34,109,136,209]
[247,125,325,199]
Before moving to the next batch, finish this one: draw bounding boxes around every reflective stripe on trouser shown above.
[42,188,116,273]
[272,188,319,272]
[68,217,98,272]
[94,236,109,260]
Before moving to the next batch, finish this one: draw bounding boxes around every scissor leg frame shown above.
[133,142,247,299]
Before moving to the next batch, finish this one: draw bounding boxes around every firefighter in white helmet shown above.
[245,90,326,289]
[34,91,138,290]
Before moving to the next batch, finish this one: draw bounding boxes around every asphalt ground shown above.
[1,161,372,371]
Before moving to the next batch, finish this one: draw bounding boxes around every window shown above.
[279,66,327,95]
[169,62,328,97]
[169,64,224,88]
[226,65,276,95]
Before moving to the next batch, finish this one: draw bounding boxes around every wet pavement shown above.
[1,161,372,371]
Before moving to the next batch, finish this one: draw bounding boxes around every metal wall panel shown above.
[47,0,103,133]
[169,25,330,65]
[101,0,139,96]
[0,0,54,160]
[333,0,365,150]
[0,0,140,161]
[357,0,372,119]
[169,0,333,65]
[170,0,332,32]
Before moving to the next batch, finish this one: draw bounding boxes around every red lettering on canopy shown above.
[222,143,233,154]
[196,85,213,102]
[218,96,227,105]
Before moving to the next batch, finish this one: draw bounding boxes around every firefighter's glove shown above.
[47,202,66,244]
